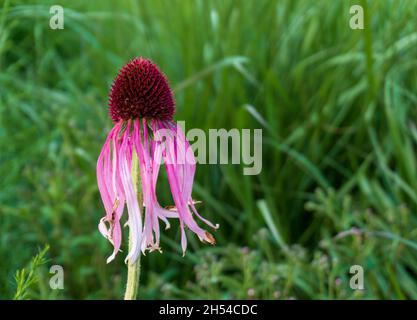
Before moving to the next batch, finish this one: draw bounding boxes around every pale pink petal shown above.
[119,121,143,263]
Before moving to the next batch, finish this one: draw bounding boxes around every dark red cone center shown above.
[109,57,175,123]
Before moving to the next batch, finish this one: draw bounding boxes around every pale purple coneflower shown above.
[97,57,218,266]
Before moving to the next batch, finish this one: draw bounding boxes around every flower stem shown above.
[124,150,142,300]
[124,239,141,300]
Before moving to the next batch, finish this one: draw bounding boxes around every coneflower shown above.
[96,57,218,299]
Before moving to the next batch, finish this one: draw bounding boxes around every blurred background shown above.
[1,0,417,299]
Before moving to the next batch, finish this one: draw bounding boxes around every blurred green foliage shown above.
[1,0,417,299]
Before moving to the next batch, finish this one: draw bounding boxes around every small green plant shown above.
[13,245,49,300]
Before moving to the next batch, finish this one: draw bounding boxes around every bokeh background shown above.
[1,0,417,299]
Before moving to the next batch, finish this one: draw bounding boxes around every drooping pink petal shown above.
[97,124,118,219]
[118,121,143,263]
[172,122,219,229]
[154,120,217,255]
[133,119,164,252]
[97,122,126,263]
[98,117,218,262]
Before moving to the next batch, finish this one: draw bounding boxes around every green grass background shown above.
[1,0,417,299]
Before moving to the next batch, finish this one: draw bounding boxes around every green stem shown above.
[124,151,142,300]
[124,239,141,300]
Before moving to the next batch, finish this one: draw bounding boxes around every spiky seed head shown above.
[109,57,175,123]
